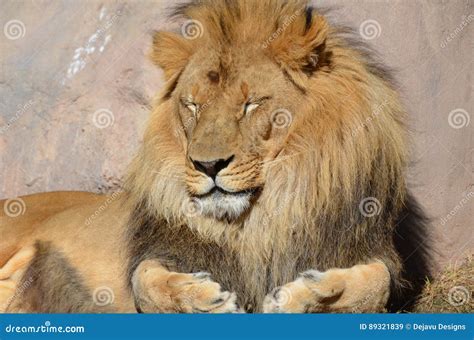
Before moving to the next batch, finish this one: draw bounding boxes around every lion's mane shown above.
[124,0,431,312]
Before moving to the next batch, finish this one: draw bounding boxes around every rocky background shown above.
[0,0,472,271]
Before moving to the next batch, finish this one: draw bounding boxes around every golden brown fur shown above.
[0,0,430,313]
[124,0,431,312]
[0,192,135,312]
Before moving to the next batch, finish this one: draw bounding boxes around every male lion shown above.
[0,0,431,313]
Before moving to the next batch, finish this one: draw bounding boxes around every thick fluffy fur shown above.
[126,0,431,312]
[9,241,114,313]
[0,192,136,313]
[0,0,431,313]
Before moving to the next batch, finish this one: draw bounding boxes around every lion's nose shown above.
[191,156,234,180]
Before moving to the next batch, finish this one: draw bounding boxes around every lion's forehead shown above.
[181,50,286,94]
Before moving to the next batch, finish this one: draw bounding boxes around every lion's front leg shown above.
[132,259,241,313]
[263,261,390,313]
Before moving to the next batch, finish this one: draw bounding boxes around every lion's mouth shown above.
[196,186,259,198]
[192,187,261,220]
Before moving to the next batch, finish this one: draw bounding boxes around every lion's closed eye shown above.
[244,96,271,115]
[244,102,260,115]
[180,98,198,116]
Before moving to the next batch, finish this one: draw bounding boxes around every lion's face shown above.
[173,48,301,219]
[146,3,350,222]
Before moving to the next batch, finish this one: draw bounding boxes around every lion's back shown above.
[0,191,136,312]
[0,191,112,266]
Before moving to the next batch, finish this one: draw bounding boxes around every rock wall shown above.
[1,0,472,269]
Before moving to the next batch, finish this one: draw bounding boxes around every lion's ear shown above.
[269,9,331,76]
[150,31,194,80]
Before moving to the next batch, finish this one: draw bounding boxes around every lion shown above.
[0,0,431,313]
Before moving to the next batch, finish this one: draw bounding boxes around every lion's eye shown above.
[244,102,260,115]
[244,96,271,116]
[186,103,198,115]
[181,99,198,116]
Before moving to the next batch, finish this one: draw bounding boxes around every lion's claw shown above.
[132,261,240,313]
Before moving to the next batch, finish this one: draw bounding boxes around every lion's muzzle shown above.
[191,156,234,181]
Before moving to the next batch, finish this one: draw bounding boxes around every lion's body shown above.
[0,0,431,313]
[0,192,135,312]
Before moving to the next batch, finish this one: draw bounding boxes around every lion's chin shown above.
[196,189,255,220]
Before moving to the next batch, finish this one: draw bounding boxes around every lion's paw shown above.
[263,262,390,313]
[165,271,240,313]
[132,260,241,313]
[263,270,327,313]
